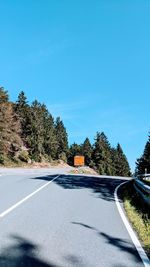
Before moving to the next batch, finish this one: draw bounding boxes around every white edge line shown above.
[0,175,60,218]
[114,181,150,267]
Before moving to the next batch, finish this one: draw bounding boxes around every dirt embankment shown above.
[0,159,98,175]
[22,162,98,175]
[69,166,98,175]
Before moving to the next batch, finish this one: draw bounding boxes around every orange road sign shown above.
[74,156,85,167]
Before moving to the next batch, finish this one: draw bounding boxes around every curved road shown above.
[0,169,147,267]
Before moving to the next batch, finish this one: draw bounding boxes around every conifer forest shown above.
[1,86,148,176]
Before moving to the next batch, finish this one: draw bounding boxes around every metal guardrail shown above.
[134,178,150,207]
[137,173,150,180]
[135,179,150,194]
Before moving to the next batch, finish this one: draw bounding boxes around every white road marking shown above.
[0,175,60,218]
[114,181,150,267]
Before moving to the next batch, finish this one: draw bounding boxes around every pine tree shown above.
[55,117,68,161]
[92,132,113,175]
[43,112,58,160]
[136,133,150,174]
[68,143,82,166]
[15,91,30,144]
[111,147,118,176]
[0,87,9,103]
[81,138,93,166]
[113,143,131,176]
[0,88,22,161]
[27,100,45,161]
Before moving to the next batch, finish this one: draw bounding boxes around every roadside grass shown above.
[122,181,150,257]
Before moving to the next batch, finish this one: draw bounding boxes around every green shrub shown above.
[18,150,30,162]
[59,152,67,162]
[0,154,5,164]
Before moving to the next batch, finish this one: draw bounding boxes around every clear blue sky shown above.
[0,0,150,171]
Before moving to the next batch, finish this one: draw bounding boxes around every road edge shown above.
[114,181,150,267]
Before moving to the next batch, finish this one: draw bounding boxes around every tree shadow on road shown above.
[32,174,127,202]
[71,221,144,265]
[99,232,141,262]
[0,235,87,267]
[0,235,61,267]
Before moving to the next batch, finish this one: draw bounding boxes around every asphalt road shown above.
[0,169,146,267]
